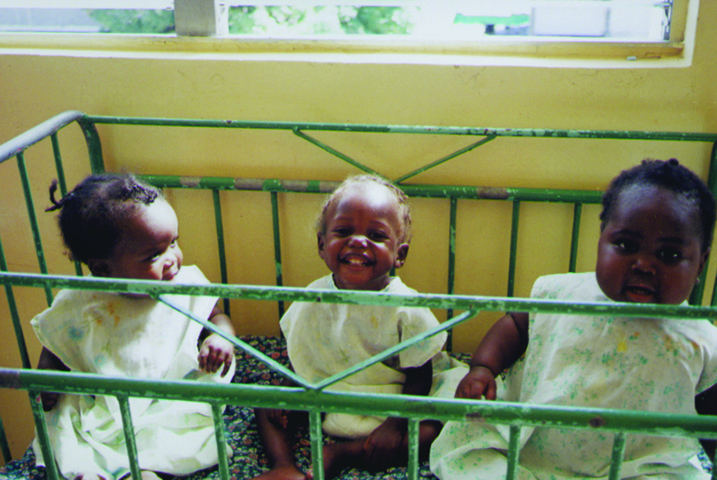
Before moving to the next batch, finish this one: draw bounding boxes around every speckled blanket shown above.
[0,336,448,480]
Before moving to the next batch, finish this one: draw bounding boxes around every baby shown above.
[254,174,466,480]
[430,159,717,480]
[32,173,236,480]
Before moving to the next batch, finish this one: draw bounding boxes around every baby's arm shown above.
[696,384,717,460]
[456,312,529,400]
[198,303,236,377]
[363,361,433,467]
[36,347,70,411]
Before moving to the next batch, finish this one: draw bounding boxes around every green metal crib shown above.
[2,112,717,480]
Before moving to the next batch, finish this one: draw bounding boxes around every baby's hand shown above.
[39,391,60,411]
[455,366,497,400]
[199,333,234,377]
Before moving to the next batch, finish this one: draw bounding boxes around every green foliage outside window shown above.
[88,7,411,35]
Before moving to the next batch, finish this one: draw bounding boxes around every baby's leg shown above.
[314,419,443,478]
[305,440,365,480]
[252,408,309,480]
[417,420,443,460]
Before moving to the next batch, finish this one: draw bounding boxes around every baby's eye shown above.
[170,238,179,248]
[332,227,352,237]
[614,239,638,254]
[657,248,683,263]
[368,231,389,242]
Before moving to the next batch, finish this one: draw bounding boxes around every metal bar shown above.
[407,418,419,480]
[0,233,30,466]
[212,403,231,480]
[0,411,11,464]
[309,410,324,480]
[0,111,83,165]
[50,133,83,277]
[446,197,457,351]
[140,174,604,203]
[0,236,32,369]
[394,135,497,183]
[83,115,717,143]
[314,310,478,390]
[701,141,717,306]
[16,152,53,306]
[3,272,717,320]
[157,295,312,388]
[508,201,520,297]
[212,189,230,315]
[292,128,378,175]
[270,191,285,318]
[117,395,143,480]
[28,390,61,480]
[569,203,582,273]
[76,116,105,174]
[5,368,717,439]
[505,425,521,480]
[607,432,627,480]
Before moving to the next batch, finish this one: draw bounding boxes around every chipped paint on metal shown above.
[179,176,202,188]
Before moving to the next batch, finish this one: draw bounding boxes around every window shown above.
[0,0,674,41]
[0,0,695,66]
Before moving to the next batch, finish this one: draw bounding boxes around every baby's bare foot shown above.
[251,464,306,480]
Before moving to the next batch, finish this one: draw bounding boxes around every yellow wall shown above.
[2,2,717,464]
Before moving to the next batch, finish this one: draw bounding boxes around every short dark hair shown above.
[46,173,161,263]
[600,158,716,250]
[316,174,412,243]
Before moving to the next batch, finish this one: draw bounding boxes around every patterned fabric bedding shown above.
[0,336,456,480]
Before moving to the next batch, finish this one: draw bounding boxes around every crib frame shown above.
[2,111,717,480]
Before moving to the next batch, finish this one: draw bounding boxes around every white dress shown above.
[280,274,467,439]
[430,272,717,480]
[31,265,236,480]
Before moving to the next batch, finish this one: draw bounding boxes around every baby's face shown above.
[318,184,408,291]
[95,198,183,282]
[596,185,707,305]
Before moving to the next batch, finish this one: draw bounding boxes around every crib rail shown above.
[3,273,717,480]
[3,112,717,479]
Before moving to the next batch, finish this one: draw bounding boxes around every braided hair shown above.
[47,173,161,264]
[600,158,716,250]
[315,174,412,244]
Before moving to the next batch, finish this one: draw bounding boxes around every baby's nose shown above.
[164,253,177,267]
[632,255,656,274]
[348,235,369,247]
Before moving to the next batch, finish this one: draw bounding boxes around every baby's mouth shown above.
[624,284,657,302]
[164,269,179,282]
[342,254,371,267]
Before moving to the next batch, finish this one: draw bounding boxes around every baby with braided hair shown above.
[32,173,236,480]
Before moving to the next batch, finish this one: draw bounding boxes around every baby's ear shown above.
[317,232,326,256]
[698,247,711,277]
[86,259,110,278]
[394,243,409,269]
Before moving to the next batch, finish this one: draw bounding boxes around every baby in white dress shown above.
[430,159,717,480]
[253,174,466,480]
[33,173,236,480]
